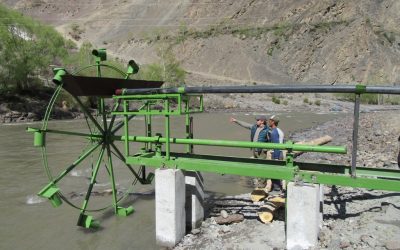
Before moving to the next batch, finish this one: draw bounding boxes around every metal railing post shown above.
[351,85,365,177]
[351,94,360,177]
[165,99,170,160]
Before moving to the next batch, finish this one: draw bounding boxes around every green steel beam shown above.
[126,153,400,192]
[297,161,400,179]
[310,173,400,192]
[126,154,294,180]
[114,94,181,100]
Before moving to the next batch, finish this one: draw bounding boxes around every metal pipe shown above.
[351,94,361,177]
[118,84,400,95]
[117,135,347,154]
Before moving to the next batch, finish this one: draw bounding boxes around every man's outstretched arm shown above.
[230,117,252,130]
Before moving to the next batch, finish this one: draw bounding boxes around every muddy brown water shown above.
[0,111,341,249]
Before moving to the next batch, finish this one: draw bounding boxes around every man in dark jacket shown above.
[230,115,270,158]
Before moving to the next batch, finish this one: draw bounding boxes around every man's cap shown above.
[255,115,267,121]
[269,115,279,122]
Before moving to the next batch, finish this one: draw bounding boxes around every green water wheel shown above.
[28,49,153,228]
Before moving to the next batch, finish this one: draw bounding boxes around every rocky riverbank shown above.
[0,91,83,123]
[2,90,400,124]
[175,110,400,250]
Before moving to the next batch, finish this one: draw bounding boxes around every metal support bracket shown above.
[116,206,134,216]
[77,213,100,229]
[37,183,62,207]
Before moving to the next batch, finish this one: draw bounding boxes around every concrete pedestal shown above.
[155,169,186,247]
[155,169,205,247]
[286,182,322,250]
[184,171,204,230]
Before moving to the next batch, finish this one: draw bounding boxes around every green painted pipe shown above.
[118,135,346,154]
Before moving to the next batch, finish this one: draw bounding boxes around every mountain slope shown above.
[2,0,400,85]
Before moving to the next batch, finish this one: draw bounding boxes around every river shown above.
[0,111,340,249]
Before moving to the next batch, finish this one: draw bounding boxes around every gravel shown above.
[175,109,400,250]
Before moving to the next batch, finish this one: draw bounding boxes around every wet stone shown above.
[339,240,351,249]
[385,240,400,250]
[191,228,201,235]
[16,116,26,122]
[221,210,229,218]
[360,235,377,248]
[374,131,382,137]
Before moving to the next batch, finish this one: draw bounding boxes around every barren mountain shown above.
[2,0,400,85]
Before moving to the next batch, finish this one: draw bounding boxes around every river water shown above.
[0,112,340,249]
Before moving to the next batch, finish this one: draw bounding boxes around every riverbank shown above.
[0,91,83,123]
[2,90,400,124]
[175,110,400,250]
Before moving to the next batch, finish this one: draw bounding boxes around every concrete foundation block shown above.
[286,182,322,250]
[184,171,204,230]
[319,184,324,230]
[155,169,186,247]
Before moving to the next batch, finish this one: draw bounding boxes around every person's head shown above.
[268,115,279,127]
[255,115,267,126]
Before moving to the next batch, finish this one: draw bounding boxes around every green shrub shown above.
[267,47,274,56]
[273,23,291,37]
[272,96,280,104]
[383,32,396,45]
[314,100,321,106]
[333,93,400,105]
[134,46,186,87]
[389,97,400,105]
[303,98,309,104]
[69,23,84,40]
[0,3,69,92]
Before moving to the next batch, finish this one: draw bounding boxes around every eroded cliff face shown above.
[2,0,400,85]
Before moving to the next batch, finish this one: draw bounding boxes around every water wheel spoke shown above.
[110,142,142,182]
[52,142,102,184]
[40,129,100,139]
[110,103,148,134]
[80,145,106,213]
[111,114,135,134]
[107,99,122,133]
[105,144,118,211]
[72,95,105,134]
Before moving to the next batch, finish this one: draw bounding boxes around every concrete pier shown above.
[184,171,204,230]
[286,182,322,250]
[155,169,186,247]
[155,169,205,247]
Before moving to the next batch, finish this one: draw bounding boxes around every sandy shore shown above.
[175,110,400,250]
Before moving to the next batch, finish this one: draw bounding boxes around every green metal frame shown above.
[112,93,203,116]
[27,48,400,230]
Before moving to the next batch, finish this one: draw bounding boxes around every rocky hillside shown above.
[2,0,400,85]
